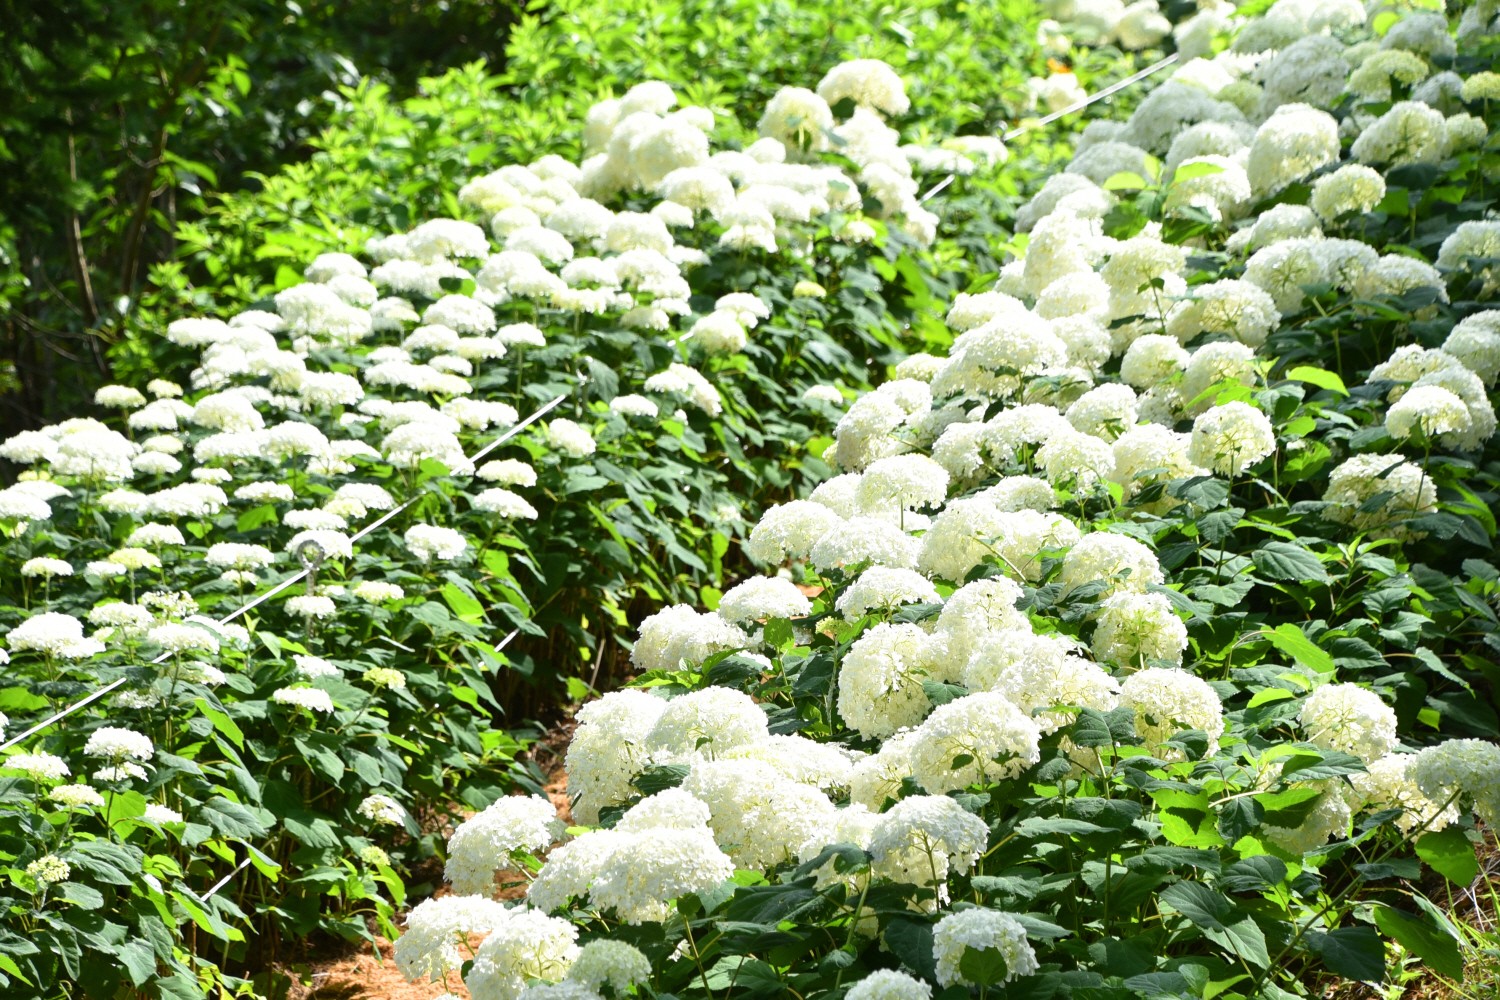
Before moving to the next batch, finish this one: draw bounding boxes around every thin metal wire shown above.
[0,393,570,755]
[202,857,253,900]
[920,52,1180,204]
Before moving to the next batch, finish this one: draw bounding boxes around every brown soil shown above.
[276,721,576,999]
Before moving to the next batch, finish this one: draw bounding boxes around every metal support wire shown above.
[920,52,1180,204]
[0,392,570,755]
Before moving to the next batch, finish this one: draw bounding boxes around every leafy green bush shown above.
[380,3,1500,1000]
[0,5,1147,989]
[0,0,519,432]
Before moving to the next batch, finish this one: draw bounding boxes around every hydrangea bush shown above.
[0,10,1169,992]
[382,2,1500,999]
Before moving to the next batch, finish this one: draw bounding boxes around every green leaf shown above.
[442,582,486,623]
[959,946,1011,986]
[1160,880,1233,929]
[1219,856,1288,893]
[1254,786,1327,827]
[763,617,795,651]
[1374,904,1464,980]
[1253,542,1330,584]
[200,796,269,838]
[115,940,156,987]
[1264,623,1335,673]
[59,882,104,909]
[1309,926,1384,982]
[1415,827,1478,886]
[1286,366,1348,396]
[1068,707,1116,748]
[1277,749,1367,782]
[194,697,244,749]
[884,917,938,982]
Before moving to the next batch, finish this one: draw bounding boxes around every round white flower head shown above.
[565,940,651,993]
[817,59,910,116]
[681,757,836,870]
[644,686,768,759]
[545,418,597,458]
[1350,754,1461,834]
[744,500,844,565]
[759,87,836,153]
[353,581,406,603]
[528,824,735,923]
[1121,334,1189,389]
[1299,684,1399,764]
[835,567,941,620]
[1092,591,1188,668]
[1385,385,1471,443]
[868,794,989,891]
[26,855,71,886]
[477,459,538,487]
[563,689,667,825]
[809,516,920,573]
[20,557,72,579]
[293,654,339,679]
[1322,455,1437,538]
[838,623,941,739]
[716,576,811,625]
[857,454,951,513]
[1352,101,1447,167]
[846,970,932,1000]
[144,803,184,825]
[1188,402,1276,476]
[1118,667,1224,760]
[1441,312,1500,386]
[8,612,105,660]
[968,634,1119,734]
[5,752,71,782]
[446,794,560,896]
[909,692,1042,793]
[473,488,539,519]
[1410,739,1500,827]
[272,687,336,713]
[632,606,748,674]
[1310,164,1387,223]
[1057,532,1162,596]
[933,908,1039,987]
[403,524,468,562]
[393,895,512,981]
[286,594,337,619]
[49,784,107,809]
[83,727,154,762]
[357,793,406,826]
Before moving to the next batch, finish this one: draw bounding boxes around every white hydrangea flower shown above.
[1410,739,1500,827]
[393,895,512,981]
[716,576,811,625]
[933,908,1038,987]
[1350,754,1460,834]
[1299,684,1399,764]
[908,692,1042,793]
[446,795,560,896]
[1118,667,1224,759]
[83,727,154,762]
[1188,401,1276,476]
[271,687,335,713]
[835,567,941,620]
[868,794,989,892]
[1092,591,1188,667]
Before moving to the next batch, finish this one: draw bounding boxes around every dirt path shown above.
[279,724,575,999]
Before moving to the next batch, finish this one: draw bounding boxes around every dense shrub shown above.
[0,0,1162,988]
[385,2,1500,999]
[0,0,519,433]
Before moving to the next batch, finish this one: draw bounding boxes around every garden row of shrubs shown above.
[0,0,1174,994]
